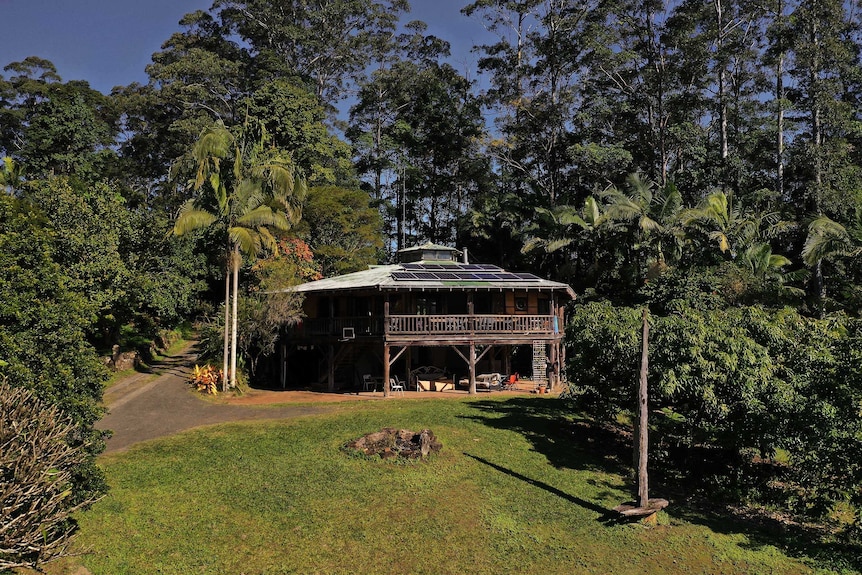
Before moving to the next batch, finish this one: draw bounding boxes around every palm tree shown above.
[599,173,683,278]
[801,213,862,311]
[173,121,305,390]
[738,242,806,299]
[520,195,612,284]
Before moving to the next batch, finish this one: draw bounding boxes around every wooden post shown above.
[467,293,474,336]
[327,344,335,392]
[383,343,390,397]
[637,308,650,508]
[504,345,511,378]
[281,344,287,389]
[468,342,477,395]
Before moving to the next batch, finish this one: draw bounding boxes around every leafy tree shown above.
[349,32,487,252]
[114,10,250,211]
[0,58,118,180]
[214,0,409,103]
[296,185,383,277]
[243,80,354,185]
[20,177,131,346]
[0,192,107,509]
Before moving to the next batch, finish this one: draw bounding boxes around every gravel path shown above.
[96,342,336,453]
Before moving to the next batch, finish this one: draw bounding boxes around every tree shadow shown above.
[462,396,862,572]
[464,452,618,521]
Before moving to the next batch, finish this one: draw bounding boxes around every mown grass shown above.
[57,397,858,575]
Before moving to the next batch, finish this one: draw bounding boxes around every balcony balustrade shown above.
[294,314,559,338]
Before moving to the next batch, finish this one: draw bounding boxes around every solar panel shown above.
[394,263,543,282]
[453,272,482,280]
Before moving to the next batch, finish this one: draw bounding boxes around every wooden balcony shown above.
[292,314,561,344]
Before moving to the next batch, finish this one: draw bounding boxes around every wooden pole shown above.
[637,308,650,508]
[383,343,390,397]
[468,342,477,395]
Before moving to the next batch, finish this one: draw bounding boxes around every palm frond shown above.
[582,196,603,227]
[173,202,219,236]
[229,226,260,256]
[521,237,545,254]
[554,206,588,228]
[802,216,853,266]
[545,238,573,253]
[256,226,279,255]
[193,124,232,164]
[639,215,663,233]
[236,205,288,230]
[708,231,730,253]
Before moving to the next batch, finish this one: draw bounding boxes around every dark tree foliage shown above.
[0,58,118,180]
[0,193,108,506]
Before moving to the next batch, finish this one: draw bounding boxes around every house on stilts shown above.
[276,243,575,396]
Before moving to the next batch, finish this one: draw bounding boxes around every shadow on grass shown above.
[142,341,201,378]
[461,397,631,477]
[463,396,862,573]
[464,453,617,521]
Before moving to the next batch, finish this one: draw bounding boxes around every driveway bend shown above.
[97,343,334,453]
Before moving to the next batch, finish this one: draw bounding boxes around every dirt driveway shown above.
[96,342,382,453]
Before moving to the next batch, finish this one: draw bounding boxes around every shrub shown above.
[0,380,103,571]
[190,364,221,394]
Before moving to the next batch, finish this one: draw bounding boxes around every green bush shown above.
[564,301,862,531]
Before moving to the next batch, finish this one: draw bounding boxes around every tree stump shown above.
[345,428,442,460]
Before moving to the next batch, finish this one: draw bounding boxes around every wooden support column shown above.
[280,343,287,389]
[467,293,474,336]
[504,345,511,377]
[383,343,391,397]
[468,341,477,395]
[327,344,335,391]
[406,347,413,390]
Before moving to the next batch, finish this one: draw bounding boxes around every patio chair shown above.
[390,377,405,396]
[362,374,375,392]
[500,373,519,391]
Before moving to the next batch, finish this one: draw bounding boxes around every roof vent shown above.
[396,242,461,263]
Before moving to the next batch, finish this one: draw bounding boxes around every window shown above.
[538,298,550,315]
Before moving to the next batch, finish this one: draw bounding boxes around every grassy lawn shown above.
[57,397,857,575]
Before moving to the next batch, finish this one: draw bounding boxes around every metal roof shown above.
[284,261,576,299]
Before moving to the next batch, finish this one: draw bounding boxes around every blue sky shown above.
[1,0,496,94]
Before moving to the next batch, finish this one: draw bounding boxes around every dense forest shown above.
[1,0,861,559]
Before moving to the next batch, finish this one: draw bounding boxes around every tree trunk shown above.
[230,245,240,388]
[776,0,785,198]
[222,263,231,392]
[716,0,729,166]
[637,308,650,508]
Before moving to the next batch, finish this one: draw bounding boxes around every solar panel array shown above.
[392,263,541,282]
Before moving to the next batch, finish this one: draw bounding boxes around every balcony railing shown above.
[294,314,559,338]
